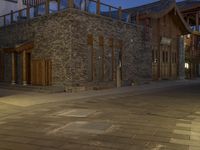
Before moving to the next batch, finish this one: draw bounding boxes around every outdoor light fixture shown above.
[187,34,191,38]
[185,63,189,69]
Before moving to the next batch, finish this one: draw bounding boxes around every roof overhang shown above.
[148,3,192,35]
[2,41,34,53]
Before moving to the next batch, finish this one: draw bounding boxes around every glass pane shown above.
[38,3,45,16]
[100,4,110,17]
[49,1,58,14]
[0,16,4,27]
[60,0,68,10]
[88,1,96,14]
[5,14,11,25]
[13,11,19,22]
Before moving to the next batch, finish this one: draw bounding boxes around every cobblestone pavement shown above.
[0,81,200,150]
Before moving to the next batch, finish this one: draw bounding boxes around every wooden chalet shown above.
[177,0,200,79]
[126,0,191,80]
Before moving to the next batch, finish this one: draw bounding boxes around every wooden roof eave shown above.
[179,4,200,13]
[175,5,192,35]
[3,41,34,53]
[149,3,191,35]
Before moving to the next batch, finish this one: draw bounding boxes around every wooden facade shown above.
[177,0,200,79]
[127,0,191,80]
[0,41,52,86]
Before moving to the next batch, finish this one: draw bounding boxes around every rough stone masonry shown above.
[0,8,152,90]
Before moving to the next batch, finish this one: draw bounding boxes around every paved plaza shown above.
[0,80,200,150]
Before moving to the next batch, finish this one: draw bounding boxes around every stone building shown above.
[177,0,200,79]
[126,0,191,80]
[0,0,152,91]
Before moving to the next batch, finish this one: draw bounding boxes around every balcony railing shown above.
[0,0,132,28]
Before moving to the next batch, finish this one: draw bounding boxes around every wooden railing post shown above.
[57,0,61,11]
[11,52,16,85]
[18,10,22,19]
[22,50,27,86]
[118,7,122,20]
[68,0,74,8]
[3,15,6,26]
[10,10,13,23]
[46,0,50,15]
[109,6,112,17]
[27,7,30,19]
[96,0,100,15]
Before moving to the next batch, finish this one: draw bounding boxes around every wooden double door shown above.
[152,45,178,80]
[31,59,52,86]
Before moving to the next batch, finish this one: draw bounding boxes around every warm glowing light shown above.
[185,63,189,69]
[187,34,191,38]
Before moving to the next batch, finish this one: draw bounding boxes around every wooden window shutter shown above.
[87,34,93,46]
[99,36,104,47]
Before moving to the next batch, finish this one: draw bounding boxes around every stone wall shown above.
[0,8,152,88]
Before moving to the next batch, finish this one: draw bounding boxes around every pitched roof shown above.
[177,0,200,11]
[125,0,191,34]
[126,0,175,16]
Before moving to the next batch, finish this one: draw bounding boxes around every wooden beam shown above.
[10,10,13,23]
[96,0,100,15]
[3,41,34,53]
[46,0,50,15]
[11,52,16,85]
[22,51,27,86]
[68,0,74,8]
[57,0,60,11]
[118,7,122,20]
[196,12,199,31]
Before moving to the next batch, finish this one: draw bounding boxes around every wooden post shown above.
[57,0,60,11]
[22,51,27,86]
[11,52,16,85]
[10,10,13,23]
[26,7,30,19]
[118,7,122,20]
[96,0,100,15]
[196,12,199,31]
[68,0,74,8]
[18,10,22,18]
[46,0,50,15]
[3,15,6,26]
[109,6,112,17]
[136,12,139,24]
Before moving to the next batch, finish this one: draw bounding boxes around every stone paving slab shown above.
[0,80,200,149]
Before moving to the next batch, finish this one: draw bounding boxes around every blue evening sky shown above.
[101,0,183,9]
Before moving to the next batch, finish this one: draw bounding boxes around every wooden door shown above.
[31,59,52,86]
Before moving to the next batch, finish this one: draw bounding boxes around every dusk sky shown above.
[101,0,183,8]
